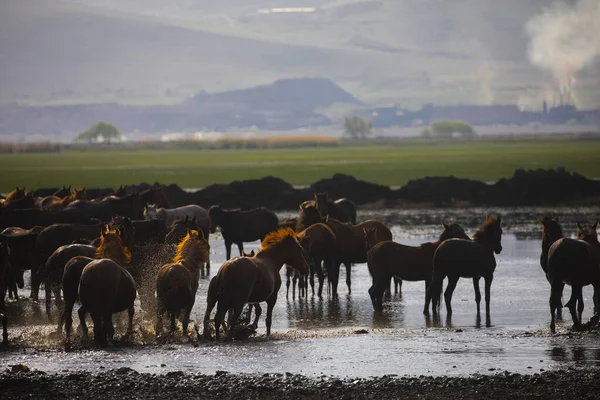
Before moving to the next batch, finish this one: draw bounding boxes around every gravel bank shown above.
[1,366,599,399]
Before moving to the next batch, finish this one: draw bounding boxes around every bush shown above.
[422,120,476,139]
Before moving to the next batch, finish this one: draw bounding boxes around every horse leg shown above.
[104,315,115,343]
[203,279,219,340]
[557,282,564,320]
[330,261,341,297]
[577,290,585,324]
[169,313,177,336]
[473,277,482,316]
[444,276,459,316]
[484,276,493,323]
[549,280,564,334]
[45,283,54,323]
[316,259,325,298]
[423,279,431,315]
[126,304,134,338]
[252,304,262,329]
[78,306,89,337]
[63,299,75,340]
[309,260,316,297]
[91,314,105,346]
[225,239,233,261]
[182,308,192,337]
[286,269,291,299]
[265,295,278,336]
[394,277,402,294]
[237,243,244,257]
[214,302,227,341]
[292,272,298,300]
[345,262,352,294]
[226,304,244,342]
[566,285,583,330]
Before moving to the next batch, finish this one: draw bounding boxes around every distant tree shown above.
[75,121,123,144]
[421,120,476,139]
[344,116,373,139]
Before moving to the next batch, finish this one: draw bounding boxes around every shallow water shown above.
[3,207,600,377]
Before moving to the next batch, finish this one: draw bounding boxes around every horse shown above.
[139,185,172,209]
[306,192,357,224]
[297,203,391,295]
[208,205,279,260]
[0,242,10,345]
[155,230,209,337]
[287,223,336,298]
[427,215,503,323]
[77,228,136,345]
[3,187,28,207]
[367,223,470,313]
[539,215,568,319]
[2,193,36,210]
[131,219,167,245]
[44,244,97,322]
[146,204,209,236]
[548,221,600,333]
[203,227,310,341]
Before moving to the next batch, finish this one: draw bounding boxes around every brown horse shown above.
[292,223,336,298]
[297,203,391,295]
[427,216,503,323]
[208,205,279,260]
[548,221,600,333]
[3,187,27,207]
[203,227,310,341]
[367,223,470,313]
[165,217,200,244]
[77,229,136,345]
[0,242,10,345]
[156,230,209,336]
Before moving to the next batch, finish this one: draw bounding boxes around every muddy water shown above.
[2,207,600,377]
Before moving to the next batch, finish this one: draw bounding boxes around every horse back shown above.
[62,256,94,303]
[368,241,431,281]
[156,263,196,312]
[223,208,279,242]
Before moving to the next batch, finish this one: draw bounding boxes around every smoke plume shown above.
[526,0,600,105]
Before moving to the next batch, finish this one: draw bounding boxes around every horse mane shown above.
[259,227,297,252]
[473,216,501,242]
[96,229,132,265]
[173,230,209,266]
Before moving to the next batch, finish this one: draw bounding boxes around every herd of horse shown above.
[0,185,599,348]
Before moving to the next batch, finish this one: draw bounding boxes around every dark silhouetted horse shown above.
[156,230,209,337]
[427,215,503,324]
[208,205,279,260]
[0,242,10,344]
[203,227,310,341]
[368,223,470,313]
[548,221,600,333]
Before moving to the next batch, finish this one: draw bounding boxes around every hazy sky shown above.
[1,0,599,108]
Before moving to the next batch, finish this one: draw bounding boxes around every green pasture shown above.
[1,140,600,192]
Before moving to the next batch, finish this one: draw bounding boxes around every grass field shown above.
[1,140,600,192]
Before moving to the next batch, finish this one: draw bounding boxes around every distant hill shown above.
[0,78,359,139]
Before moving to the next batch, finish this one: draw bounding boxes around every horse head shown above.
[262,227,311,276]
[474,215,503,254]
[363,227,380,250]
[314,192,329,216]
[577,221,599,245]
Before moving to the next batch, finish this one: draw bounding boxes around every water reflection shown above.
[548,344,600,364]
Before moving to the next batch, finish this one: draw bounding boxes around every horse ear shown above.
[443,222,450,229]
[577,221,583,231]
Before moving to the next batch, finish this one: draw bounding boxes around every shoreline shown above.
[2,367,599,399]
